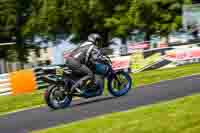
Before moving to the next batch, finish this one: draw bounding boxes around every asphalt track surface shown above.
[0,75,200,133]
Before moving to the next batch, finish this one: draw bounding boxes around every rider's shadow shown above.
[70,95,119,107]
[47,93,131,112]
[48,96,119,112]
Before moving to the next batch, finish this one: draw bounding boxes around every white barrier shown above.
[0,73,9,79]
[0,73,12,96]
[0,92,12,96]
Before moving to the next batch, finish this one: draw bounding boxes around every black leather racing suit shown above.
[65,41,101,92]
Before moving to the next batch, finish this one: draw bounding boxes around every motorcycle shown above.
[41,53,132,109]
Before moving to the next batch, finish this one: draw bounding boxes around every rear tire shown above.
[44,84,72,110]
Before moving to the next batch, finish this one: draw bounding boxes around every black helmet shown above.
[88,33,103,47]
[88,33,101,42]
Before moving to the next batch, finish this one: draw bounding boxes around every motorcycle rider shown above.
[65,33,104,94]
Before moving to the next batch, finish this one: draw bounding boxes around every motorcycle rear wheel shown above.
[44,84,72,109]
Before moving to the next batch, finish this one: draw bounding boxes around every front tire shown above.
[107,71,132,97]
[44,84,72,110]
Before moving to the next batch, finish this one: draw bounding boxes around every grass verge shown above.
[0,63,200,115]
[33,94,200,133]
[133,63,200,87]
[0,90,45,116]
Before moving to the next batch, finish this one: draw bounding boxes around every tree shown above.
[16,0,31,66]
[104,0,131,44]
[0,0,18,66]
[0,0,38,67]
[4,0,191,52]
[24,0,132,47]
[127,0,192,40]
[0,0,16,43]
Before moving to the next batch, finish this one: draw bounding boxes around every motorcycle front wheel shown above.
[44,84,72,110]
[107,71,132,97]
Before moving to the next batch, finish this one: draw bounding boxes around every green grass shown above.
[0,63,200,115]
[32,94,200,133]
[0,90,45,115]
[133,63,200,87]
